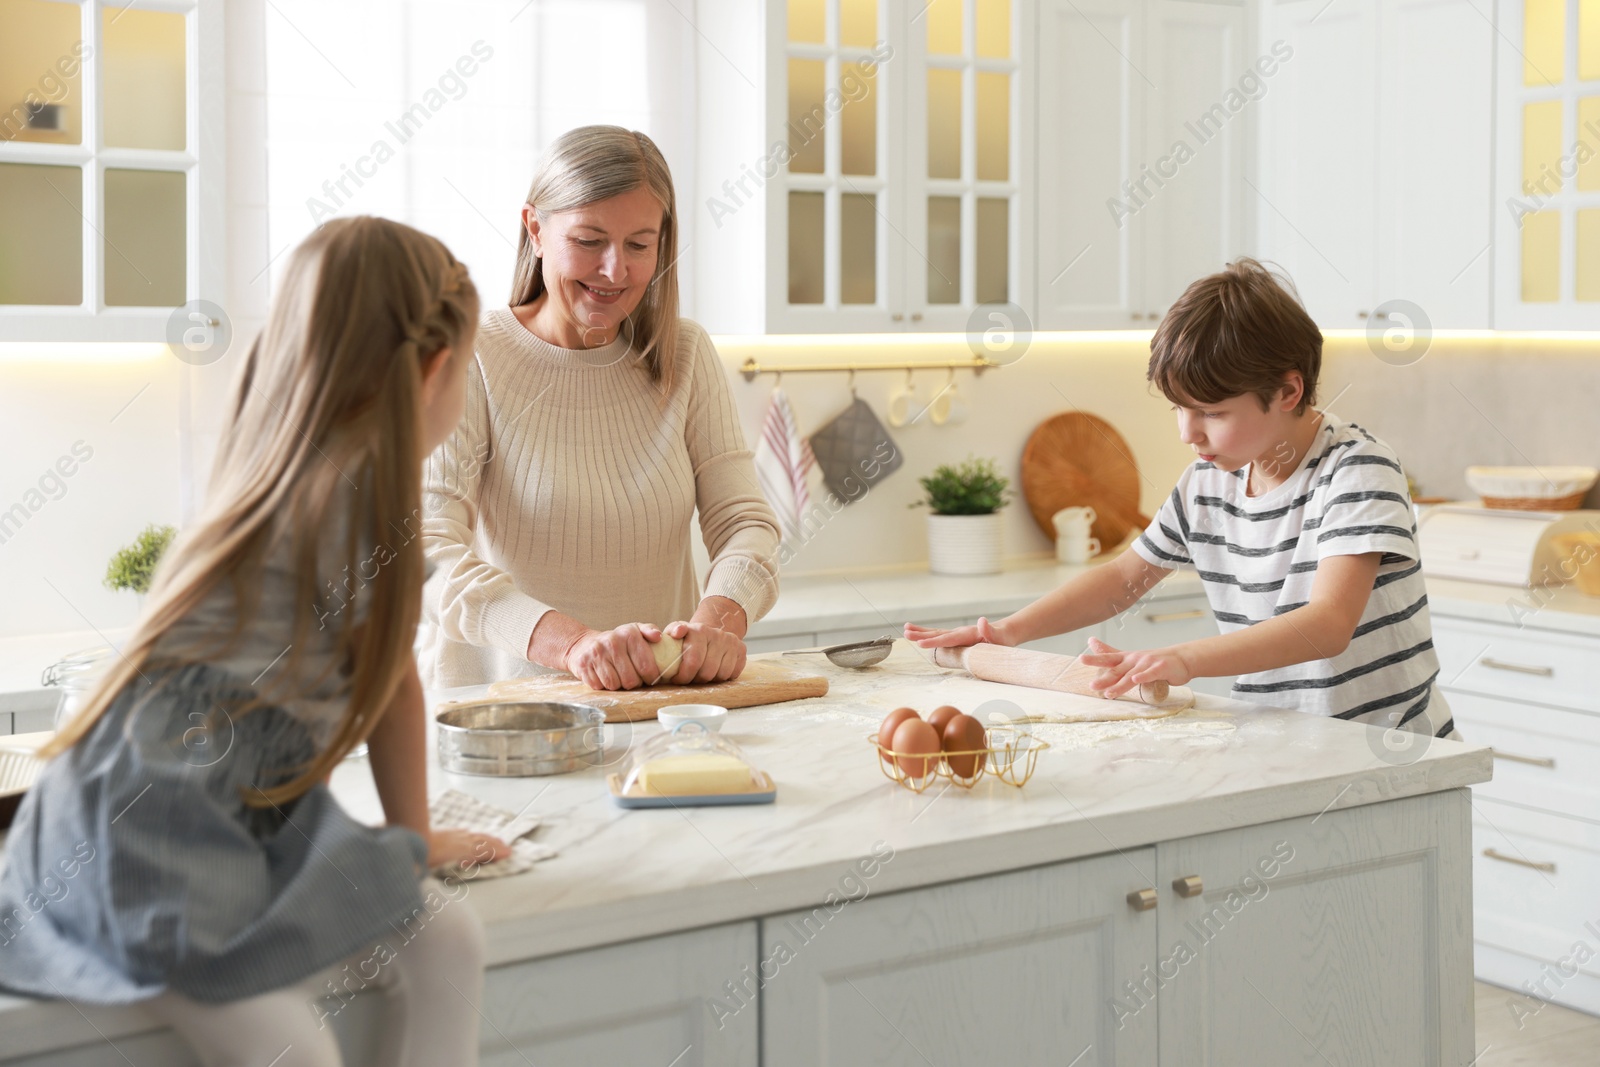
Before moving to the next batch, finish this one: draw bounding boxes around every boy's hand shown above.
[905,616,1015,649]
[427,827,510,872]
[1078,636,1194,699]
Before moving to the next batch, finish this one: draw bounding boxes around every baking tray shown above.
[607,770,776,808]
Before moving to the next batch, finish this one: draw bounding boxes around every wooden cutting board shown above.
[1021,411,1152,550]
[474,660,829,722]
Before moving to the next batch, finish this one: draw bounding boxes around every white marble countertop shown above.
[359,644,1490,967]
[0,644,1492,1054]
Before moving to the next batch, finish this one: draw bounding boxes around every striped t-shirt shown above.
[1132,415,1454,737]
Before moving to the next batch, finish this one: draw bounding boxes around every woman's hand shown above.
[1077,636,1194,699]
[563,623,669,690]
[661,619,747,685]
[904,616,1016,650]
[427,827,510,872]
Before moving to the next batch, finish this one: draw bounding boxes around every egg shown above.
[878,707,921,753]
[942,713,987,778]
[927,704,962,735]
[891,719,942,782]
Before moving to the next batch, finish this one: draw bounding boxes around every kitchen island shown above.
[0,644,1491,1066]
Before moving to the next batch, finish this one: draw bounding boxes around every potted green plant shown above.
[104,524,177,602]
[909,456,1012,575]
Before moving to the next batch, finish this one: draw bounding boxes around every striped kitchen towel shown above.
[754,385,817,546]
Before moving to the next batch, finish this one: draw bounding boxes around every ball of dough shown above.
[650,635,685,685]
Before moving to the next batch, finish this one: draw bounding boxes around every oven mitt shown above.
[807,397,904,503]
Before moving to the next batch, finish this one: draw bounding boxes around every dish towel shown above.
[754,386,818,545]
[427,788,557,881]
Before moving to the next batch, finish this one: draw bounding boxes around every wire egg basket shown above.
[868,725,1049,793]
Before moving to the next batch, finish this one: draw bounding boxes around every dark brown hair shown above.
[1147,258,1322,414]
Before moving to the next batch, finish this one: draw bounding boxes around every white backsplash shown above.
[5,331,1598,641]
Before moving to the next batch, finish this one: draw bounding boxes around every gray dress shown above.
[0,526,429,1005]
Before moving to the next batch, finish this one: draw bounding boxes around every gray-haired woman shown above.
[417,125,781,691]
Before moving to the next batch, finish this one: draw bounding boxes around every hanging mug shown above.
[887,369,918,428]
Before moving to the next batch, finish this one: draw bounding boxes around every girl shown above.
[0,217,508,1066]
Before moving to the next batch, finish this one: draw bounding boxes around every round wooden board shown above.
[1021,412,1151,550]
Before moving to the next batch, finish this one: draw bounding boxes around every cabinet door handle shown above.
[1478,657,1554,677]
[891,313,905,322]
[910,312,923,322]
[1172,875,1203,898]
[1489,748,1556,769]
[1357,309,1370,319]
[1127,887,1158,911]
[1130,311,1144,321]
[1482,848,1556,874]
[1148,609,1207,624]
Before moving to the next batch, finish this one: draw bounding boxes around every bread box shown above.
[1418,504,1600,587]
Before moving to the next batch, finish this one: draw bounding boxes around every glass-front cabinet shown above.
[695,0,1030,333]
[0,0,222,342]
[1494,0,1600,328]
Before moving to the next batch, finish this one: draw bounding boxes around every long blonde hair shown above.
[509,125,680,392]
[44,217,480,807]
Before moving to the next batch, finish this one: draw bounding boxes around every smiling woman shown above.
[418,126,782,693]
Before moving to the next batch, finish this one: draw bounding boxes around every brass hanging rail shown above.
[739,356,999,382]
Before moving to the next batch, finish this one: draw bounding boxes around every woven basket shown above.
[1480,491,1588,512]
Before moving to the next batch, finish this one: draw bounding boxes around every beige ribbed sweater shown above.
[415,308,782,689]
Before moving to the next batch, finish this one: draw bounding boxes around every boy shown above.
[907,258,1454,740]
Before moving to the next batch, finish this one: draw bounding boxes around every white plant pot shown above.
[926,512,1003,576]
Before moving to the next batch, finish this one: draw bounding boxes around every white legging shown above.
[142,880,486,1067]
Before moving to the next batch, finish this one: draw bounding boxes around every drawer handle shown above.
[1478,657,1554,677]
[1148,609,1207,624]
[1489,749,1556,769]
[1172,875,1204,898]
[1482,848,1556,874]
[1127,887,1158,911]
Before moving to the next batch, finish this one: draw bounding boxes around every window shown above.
[263,0,692,310]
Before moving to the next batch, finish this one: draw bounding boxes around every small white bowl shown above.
[657,704,728,733]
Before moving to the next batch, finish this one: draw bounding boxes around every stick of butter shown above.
[637,754,753,796]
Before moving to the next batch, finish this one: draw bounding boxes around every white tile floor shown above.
[1475,981,1600,1066]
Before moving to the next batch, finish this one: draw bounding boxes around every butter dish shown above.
[609,722,775,808]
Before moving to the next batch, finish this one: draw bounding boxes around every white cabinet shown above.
[477,923,758,1066]
[1255,0,1492,329]
[0,0,226,342]
[760,794,1472,1066]
[1434,614,1600,1015]
[1492,0,1600,327]
[1256,0,1376,327]
[4,923,760,1066]
[1155,791,1474,1065]
[695,0,1031,334]
[761,849,1160,1065]
[1036,0,1248,329]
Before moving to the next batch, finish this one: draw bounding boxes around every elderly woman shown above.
[417,126,780,690]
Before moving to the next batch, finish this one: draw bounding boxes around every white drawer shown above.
[1472,799,1600,975]
[1109,593,1219,649]
[1450,691,1600,816]
[1105,594,1235,699]
[1434,618,1600,713]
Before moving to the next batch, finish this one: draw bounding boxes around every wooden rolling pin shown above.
[931,643,1176,707]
